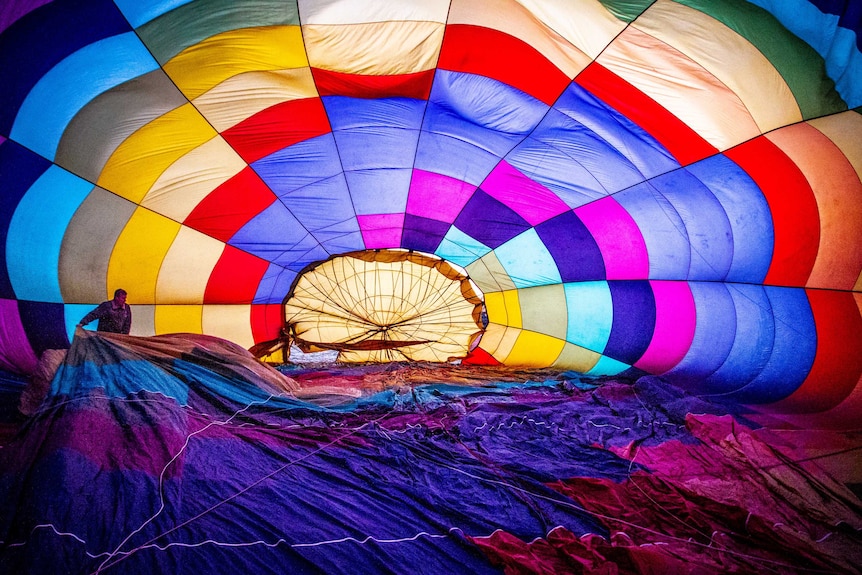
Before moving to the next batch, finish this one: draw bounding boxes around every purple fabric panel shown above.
[453,190,531,249]
[0,298,38,374]
[0,0,51,35]
[406,169,476,223]
[533,210,605,281]
[401,213,451,253]
[480,161,570,226]
[604,281,656,365]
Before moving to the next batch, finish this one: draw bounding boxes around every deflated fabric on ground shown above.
[1,331,860,574]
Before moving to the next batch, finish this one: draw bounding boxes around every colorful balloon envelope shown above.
[1,0,860,416]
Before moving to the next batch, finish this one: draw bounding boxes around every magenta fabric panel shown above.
[357,213,405,248]
[406,169,476,223]
[575,196,649,280]
[0,299,38,374]
[481,161,570,226]
[634,281,696,374]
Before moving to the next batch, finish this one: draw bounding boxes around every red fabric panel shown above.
[184,167,276,243]
[725,138,819,286]
[204,245,270,304]
[222,98,331,163]
[575,62,717,166]
[311,68,434,100]
[775,290,862,413]
[251,303,285,344]
[438,24,570,106]
[462,346,501,365]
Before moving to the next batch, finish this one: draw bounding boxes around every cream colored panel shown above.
[194,69,319,132]
[466,252,517,293]
[552,341,601,372]
[304,21,444,75]
[142,136,246,221]
[478,323,520,361]
[448,0,591,77]
[299,0,450,25]
[598,26,760,151]
[202,304,255,348]
[128,304,156,337]
[633,0,800,134]
[516,0,625,60]
[808,111,862,184]
[156,227,225,304]
[518,284,567,339]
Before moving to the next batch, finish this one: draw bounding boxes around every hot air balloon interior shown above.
[1,1,861,573]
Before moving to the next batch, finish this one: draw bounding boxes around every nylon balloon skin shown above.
[0,0,861,417]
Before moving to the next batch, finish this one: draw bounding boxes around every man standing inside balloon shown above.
[77,289,132,334]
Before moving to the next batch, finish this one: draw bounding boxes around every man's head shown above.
[113,289,127,305]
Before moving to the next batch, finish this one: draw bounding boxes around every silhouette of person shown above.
[77,288,132,334]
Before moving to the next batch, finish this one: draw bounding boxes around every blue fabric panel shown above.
[586,354,630,376]
[0,141,51,299]
[563,281,613,352]
[722,287,817,404]
[534,210,605,282]
[613,182,691,281]
[604,281,655,365]
[324,96,426,133]
[494,229,561,288]
[254,264,297,304]
[346,168,412,215]
[434,226,491,268]
[413,130,501,187]
[277,174,357,234]
[115,0,195,28]
[18,300,68,356]
[554,83,680,180]
[665,282,736,384]
[11,32,158,160]
[53,359,190,404]
[686,155,773,283]
[229,201,320,266]
[648,169,733,281]
[453,190,531,249]
[6,166,93,302]
[425,70,547,157]
[254,134,344,198]
[698,284,775,395]
[402,214,450,253]
[0,0,130,135]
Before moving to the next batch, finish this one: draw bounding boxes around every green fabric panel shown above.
[56,70,186,184]
[137,0,300,65]
[597,0,655,23]
[58,187,137,304]
[671,0,847,119]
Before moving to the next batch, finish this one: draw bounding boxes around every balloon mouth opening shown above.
[282,249,486,363]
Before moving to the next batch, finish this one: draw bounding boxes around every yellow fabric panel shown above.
[156,226,225,305]
[108,207,180,304]
[515,0,625,60]
[164,26,307,100]
[303,22,443,75]
[155,304,203,334]
[768,124,862,290]
[299,0,449,25]
[447,0,591,78]
[633,0,801,134]
[97,104,217,204]
[504,330,565,367]
[465,252,517,293]
[552,341,602,372]
[202,305,255,349]
[194,69,319,132]
[598,26,760,151]
[141,136,246,221]
[476,323,520,362]
[517,284,566,339]
[484,290,522,329]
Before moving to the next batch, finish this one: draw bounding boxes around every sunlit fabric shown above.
[284,250,484,363]
[0,0,860,417]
